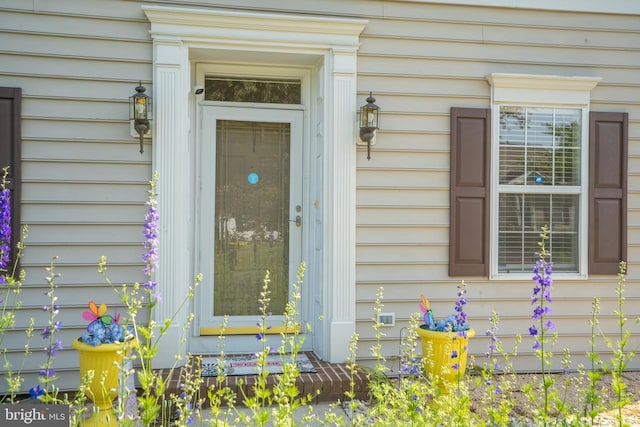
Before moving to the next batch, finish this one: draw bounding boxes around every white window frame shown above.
[487,73,601,280]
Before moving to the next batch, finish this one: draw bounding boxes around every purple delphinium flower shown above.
[545,320,556,330]
[39,368,56,378]
[429,282,470,333]
[454,281,468,330]
[142,177,160,300]
[532,258,554,306]
[399,357,421,378]
[42,323,61,340]
[142,280,157,292]
[484,312,501,363]
[530,244,554,350]
[0,175,11,285]
[0,190,10,263]
[41,327,52,339]
[37,262,63,399]
[142,202,159,275]
[42,304,59,314]
[45,339,63,357]
[485,331,498,355]
[453,281,470,369]
[495,384,502,396]
[29,384,43,399]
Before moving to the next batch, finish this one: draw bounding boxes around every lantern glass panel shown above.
[360,106,379,128]
[134,97,147,120]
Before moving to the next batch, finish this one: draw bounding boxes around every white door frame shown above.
[190,105,306,354]
[143,5,366,366]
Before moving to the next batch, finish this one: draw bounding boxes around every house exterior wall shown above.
[0,0,154,391]
[352,2,640,372]
[0,0,638,391]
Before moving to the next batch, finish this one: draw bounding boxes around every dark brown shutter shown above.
[589,111,627,275]
[449,108,490,277]
[0,87,22,263]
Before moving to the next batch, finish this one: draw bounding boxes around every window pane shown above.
[498,107,581,186]
[498,193,579,273]
[527,107,554,147]
[214,120,291,316]
[527,147,553,185]
[554,109,581,185]
[499,145,525,184]
[499,106,526,145]
[204,76,301,104]
[549,195,579,272]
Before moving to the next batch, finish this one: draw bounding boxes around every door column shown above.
[150,37,191,368]
[325,50,358,363]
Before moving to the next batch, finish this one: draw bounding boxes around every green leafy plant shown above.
[4,170,640,426]
[98,172,201,426]
[580,296,607,422]
[604,261,634,427]
[475,308,521,425]
[0,166,29,404]
[525,225,560,425]
[205,315,239,425]
[271,262,319,425]
[35,258,63,402]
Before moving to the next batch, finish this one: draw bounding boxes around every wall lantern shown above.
[358,92,380,160]
[129,82,152,154]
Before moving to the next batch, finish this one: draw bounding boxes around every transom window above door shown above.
[204,76,302,104]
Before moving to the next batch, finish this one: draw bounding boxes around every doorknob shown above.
[289,215,302,227]
[289,205,302,227]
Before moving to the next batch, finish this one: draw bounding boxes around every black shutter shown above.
[589,112,628,274]
[449,108,491,277]
[0,88,22,264]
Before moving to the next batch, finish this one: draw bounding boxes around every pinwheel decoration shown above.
[418,286,470,333]
[80,301,130,346]
[420,294,436,328]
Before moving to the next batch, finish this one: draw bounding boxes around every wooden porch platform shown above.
[159,352,370,406]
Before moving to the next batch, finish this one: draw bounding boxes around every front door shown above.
[193,106,304,354]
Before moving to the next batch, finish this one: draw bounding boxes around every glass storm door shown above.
[197,106,303,346]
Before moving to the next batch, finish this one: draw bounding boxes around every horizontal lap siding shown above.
[354,5,640,371]
[2,0,640,391]
[0,1,152,392]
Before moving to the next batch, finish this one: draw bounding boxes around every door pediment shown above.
[143,5,367,52]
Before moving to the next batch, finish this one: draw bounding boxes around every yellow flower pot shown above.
[72,337,137,426]
[415,327,475,384]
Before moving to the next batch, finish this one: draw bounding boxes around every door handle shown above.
[289,215,302,227]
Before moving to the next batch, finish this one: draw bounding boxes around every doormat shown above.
[201,354,317,377]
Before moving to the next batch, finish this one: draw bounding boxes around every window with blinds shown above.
[497,106,582,273]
